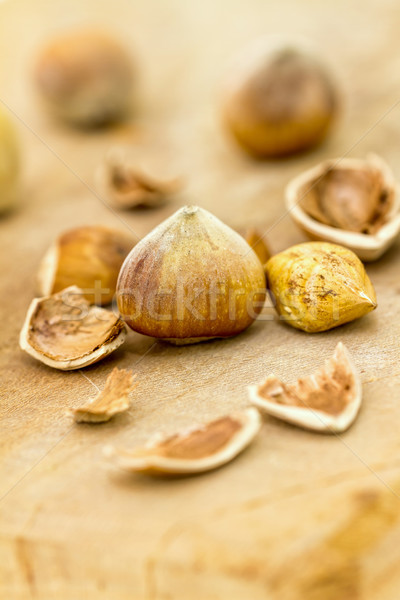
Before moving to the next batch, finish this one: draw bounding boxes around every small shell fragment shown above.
[19,286,127,370]
[72,368,137,423]
[285,155,400,261]
[249,342,361,433]
[238,227,271,266]
[97,151,181,209]
[105,407,261,475]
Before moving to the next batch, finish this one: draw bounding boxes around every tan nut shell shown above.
[249,342,361,432]
[265,242,376,333]
[19,286,127,370]
[97,150,181,209]
[238,227,271,266]
[285,155,400,261]
[222,38,337,157]
[105,408,261,475]
[72,368,137,423]
[117,206,266,343]
[37,225,134,305]
[34,29,134,126]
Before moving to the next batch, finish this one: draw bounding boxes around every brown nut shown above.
[265,242,376,333]
[286,154,400,261]
[117,206,266,344]
[37,225,135,306]
[222,39,337,157]
[104,408,261,475]
[19,286,127,370]
[34,29,135,126]
[249,342,361,433]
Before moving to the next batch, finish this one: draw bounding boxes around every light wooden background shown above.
[2,0,400,598]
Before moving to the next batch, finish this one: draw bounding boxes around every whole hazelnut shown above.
[117,206,266,344]
[0,106,20,214]
[222,39,338,157]
[34,29,135,126]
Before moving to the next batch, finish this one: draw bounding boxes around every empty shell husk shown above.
[249,342,361,432]
[19,286,127,370]
[105,407,261,475]
[285,155,400,261]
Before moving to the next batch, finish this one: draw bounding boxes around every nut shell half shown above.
[117,206,266,343]
[249,342,361,433]
[286,155,400,261]
[37,225,135,305]
[265,242,377,333]
[105,408,261,475]
[19,286,127,370]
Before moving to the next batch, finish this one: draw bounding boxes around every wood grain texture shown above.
[1,0,400,598]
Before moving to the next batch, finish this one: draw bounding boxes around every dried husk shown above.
[265,242,377,333]
[105,408,261,475]
[117,206,266,343]
[37,225,134,305]
[72,368,137,423]
[285,155,400,261]
[19,286,127,370]
[249,342,361,432]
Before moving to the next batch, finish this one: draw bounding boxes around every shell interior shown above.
[105,407,261,474]
[19,286,126,370]
[248,342,361,433]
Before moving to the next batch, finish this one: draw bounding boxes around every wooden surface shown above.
[2,0,400,598]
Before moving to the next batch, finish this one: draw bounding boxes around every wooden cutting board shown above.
[2,0,400,598]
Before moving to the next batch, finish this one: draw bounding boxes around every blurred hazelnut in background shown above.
[0,105,20,214]
[222,38,338,158]
[34,28,135,127]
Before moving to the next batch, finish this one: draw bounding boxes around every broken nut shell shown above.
[19,286,127,370]
[72,368,137,423]
[249,342,362,433]
[105,407,261,475]
[37,225,134,305]
[286,155,400,261]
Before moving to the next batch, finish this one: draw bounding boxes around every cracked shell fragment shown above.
[72,368,137,423]
[249,342,361,433]
[265,242,377,333]
[105,408,261,475]
[97,151,181,209]
[19,286,127,370]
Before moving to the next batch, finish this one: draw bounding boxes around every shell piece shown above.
[117,206,266,343]
[222,38,337,157]
[249,342,361,433]
[19,286,127,370]
[238,227,271,266]
[34,29,134,126]
[37,225,134,305]
[265,242,377,333]
[105,408,261,475]
[72,368,137,423]
[97,151,181,209]
[286,155,400,261]
[0,106,20,214]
